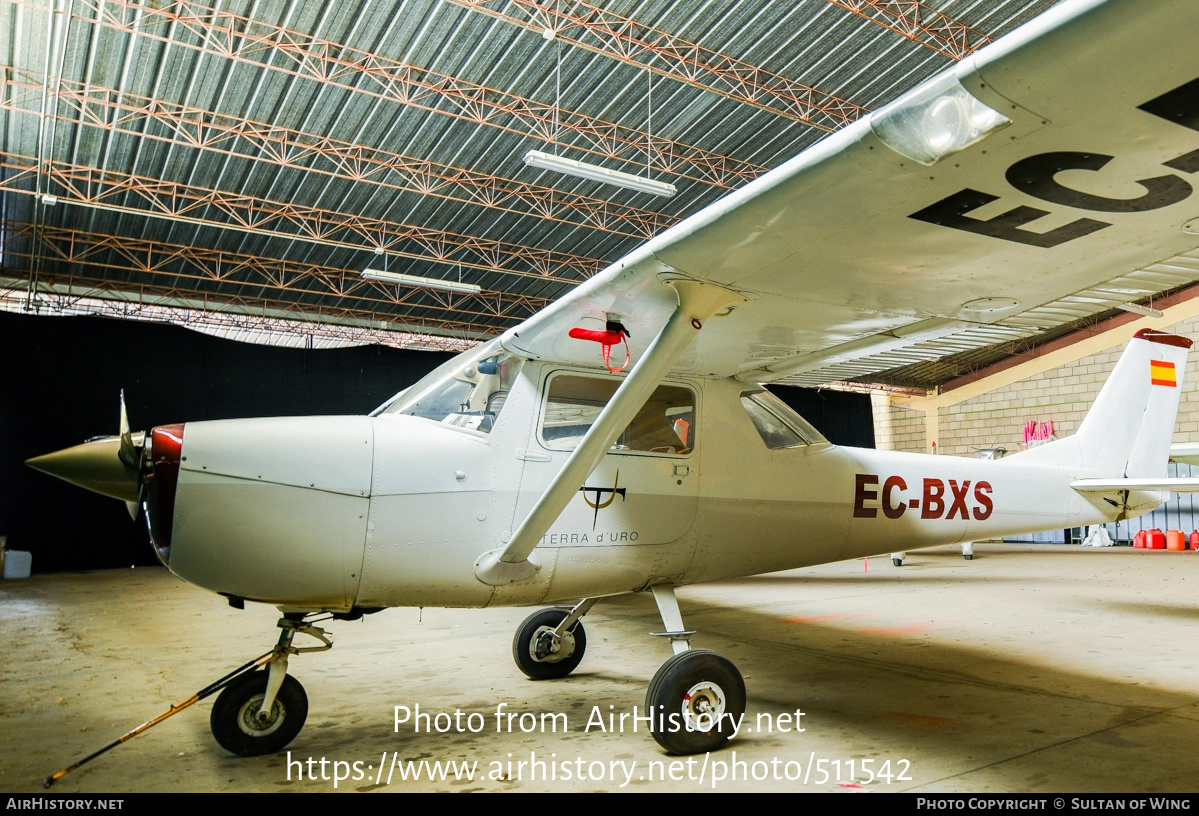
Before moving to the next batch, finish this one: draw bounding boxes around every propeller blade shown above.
[119,388,130,437]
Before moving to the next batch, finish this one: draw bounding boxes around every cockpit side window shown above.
[739,390,826,449]
[376,340,523,434]
[540,374,695,455]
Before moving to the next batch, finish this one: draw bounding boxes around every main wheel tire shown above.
[210,670,308,756]
[646,650,745,755]
[892,557,903,567]
[512,608,586,680]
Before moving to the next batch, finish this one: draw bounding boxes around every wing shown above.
[500,0,1199,386]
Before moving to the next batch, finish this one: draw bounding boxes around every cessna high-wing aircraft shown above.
[25,0,1199,759]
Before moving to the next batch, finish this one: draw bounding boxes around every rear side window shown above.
[740,390,825,449]
[541,374,695,455]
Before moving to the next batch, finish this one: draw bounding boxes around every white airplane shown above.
[26,0,1199,760]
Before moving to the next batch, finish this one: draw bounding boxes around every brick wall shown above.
[872,397,927,453]
[873,318,1199,456]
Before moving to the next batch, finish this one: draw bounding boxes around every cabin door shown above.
[510,370,700,549]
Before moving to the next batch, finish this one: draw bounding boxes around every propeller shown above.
[118,390,147,519]
[26,391,147,519]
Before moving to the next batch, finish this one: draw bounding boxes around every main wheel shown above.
[210,670,308,756]
[512,608,586,680]
[892,557,903,567]
[646,650,745,755]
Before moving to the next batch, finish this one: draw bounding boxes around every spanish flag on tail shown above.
[1151,359,1177,387]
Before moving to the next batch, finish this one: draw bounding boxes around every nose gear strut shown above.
[44,614,332,787]
[256,616,334,721]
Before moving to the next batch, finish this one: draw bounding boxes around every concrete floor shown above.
[2,543,1199,793]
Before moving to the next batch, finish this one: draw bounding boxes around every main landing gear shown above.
[209,615,332,756]
[511,585,745,755]
[512,600,595,680]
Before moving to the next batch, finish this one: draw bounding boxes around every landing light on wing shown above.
[871,76,1011,166]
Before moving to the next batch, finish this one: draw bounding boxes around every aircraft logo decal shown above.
[579,470,627,529]
[853,474,993,520]
[909,76,1199,248]
[1151,360,1177,387]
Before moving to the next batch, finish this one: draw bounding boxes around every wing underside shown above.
[500,0,1199,385]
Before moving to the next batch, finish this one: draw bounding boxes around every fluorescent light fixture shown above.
[1116,302,1164,318]
[362,269,482,295]
[524,150,676,198]
[871,77,1011,166]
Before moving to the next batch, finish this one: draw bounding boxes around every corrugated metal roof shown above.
[9,0,1146,385]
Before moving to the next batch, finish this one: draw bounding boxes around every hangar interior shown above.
[4,0,1199,795]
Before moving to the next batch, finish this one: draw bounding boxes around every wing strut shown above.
[474,280,742,586]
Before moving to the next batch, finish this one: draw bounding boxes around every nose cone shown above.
[26,436,141,502]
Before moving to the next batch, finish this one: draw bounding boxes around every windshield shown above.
[373,338,523,434]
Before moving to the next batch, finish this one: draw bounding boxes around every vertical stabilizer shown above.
[1014,330,1191,477]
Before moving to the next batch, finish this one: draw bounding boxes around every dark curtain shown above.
[1,312,452,571]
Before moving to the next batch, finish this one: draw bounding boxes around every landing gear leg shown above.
[512,598,596,680]
[209,615,332,756]
[645,585,745,755]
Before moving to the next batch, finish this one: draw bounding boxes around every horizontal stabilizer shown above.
[1071,478,1199,494]
[1169,442,1199,466]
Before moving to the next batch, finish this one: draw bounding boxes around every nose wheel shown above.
[209,615,332,756]
[210,671,308,756]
